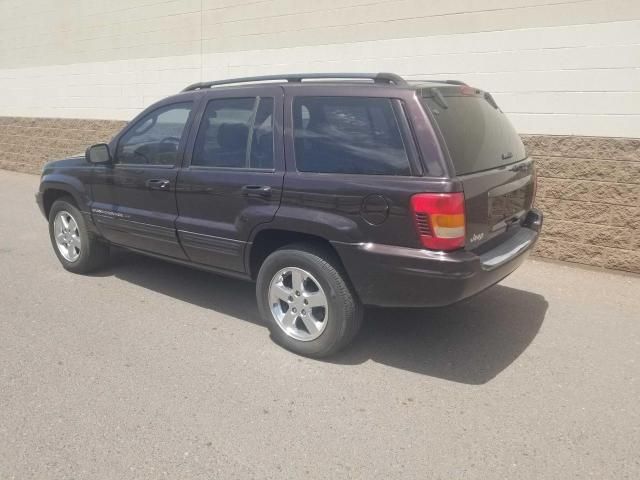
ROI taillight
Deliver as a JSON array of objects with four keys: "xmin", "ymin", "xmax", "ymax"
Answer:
[
  {"xmin": 531, "ymin": 166, "xmax": 538, "ymax": 205},
  {"xmin": 410, "ymin": 193, "xmax": 466, "ymax": 251}
]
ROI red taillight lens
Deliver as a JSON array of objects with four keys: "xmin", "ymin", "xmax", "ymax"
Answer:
[
  {"xmin": 410, "ymin": 193, "xmax": 466, "ymax": 251},
  {"xmin": 460, "ymin": 85, "xmax": 476, "ymax": 96}
]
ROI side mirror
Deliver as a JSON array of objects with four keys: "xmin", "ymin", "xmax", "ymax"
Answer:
[{"xmin": 86, "ymin": 143, "xmax": 112, "ymax": 164}]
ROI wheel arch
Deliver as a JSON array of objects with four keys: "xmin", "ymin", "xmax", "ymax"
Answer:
[
  {"xmin": 246, "ymin": 228, "xmax": 346, "ymax": 281},
  {"xmin": 42, "ymin": 187, "xmax": 79, "ymax": 219},
  {"xmin": 40, "ymin": 173, "xmax": 90, "ymax": 219}
]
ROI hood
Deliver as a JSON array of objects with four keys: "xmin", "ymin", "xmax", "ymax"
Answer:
[{"xmin": 42, "ymin": 153, "xmax": 87, "ymax": 172}]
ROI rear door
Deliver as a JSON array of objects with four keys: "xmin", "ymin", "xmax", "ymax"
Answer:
[
  {"xmin": 422, "ymin": 86, "xmax": 535, "ymax": 250},
  {"xmin": 175, "ymin": 86, "xmax": 284, "ymax": 272}
]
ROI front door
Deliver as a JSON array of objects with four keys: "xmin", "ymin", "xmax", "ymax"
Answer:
[
  {"xmin": 175, "ymin": 86, "xmax": 284, "ymax": 272},
  {"xmin": 90, "ymin": 101, "xmax": 196, "ymax": 259}
]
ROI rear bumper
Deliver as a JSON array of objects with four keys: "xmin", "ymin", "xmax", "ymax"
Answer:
[{"xmin": 333, "ymin": 208, "xmax": 542, "ymax": 308}]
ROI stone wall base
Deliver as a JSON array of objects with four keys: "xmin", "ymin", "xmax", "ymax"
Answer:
[
  {"xmin": 1, "ymin": 116, "xmax": 638, "ymax": 273},
  {"xmin": 523, "ymin": 135, "xmax": 639, "ymax": 274}
]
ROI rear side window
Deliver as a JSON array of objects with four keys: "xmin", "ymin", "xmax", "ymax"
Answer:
[
  {"xmin": 192, "ymin": 97, "xmax": 274, "ymax": 169},
  {"xmin": 423, "ymin": 92, "xmax": 526, "ymax": 176},
  {"xmin": 293, "ymin": 97, "xmax": 411, "ymax": 175}
]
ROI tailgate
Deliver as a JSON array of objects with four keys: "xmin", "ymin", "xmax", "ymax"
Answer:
[
  {"xmin": 460, "ymin": 158, "xmax": 535, "ymax": 250},
  {"xmin": 421, "ymin": 85, "xmax": 534, "ymax": 250}
]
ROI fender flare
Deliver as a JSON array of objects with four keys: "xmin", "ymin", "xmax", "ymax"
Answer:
[
  {"xmin": 248, "ymin": 206, "xmax": 361, "ymax": 245},
  {"xmin": 244, "ymin": 208, "xmax": 361, "ymax": 276},
  {"xmin": 39, "ymin": 173, "xmax": 91, "ymax": 215}
]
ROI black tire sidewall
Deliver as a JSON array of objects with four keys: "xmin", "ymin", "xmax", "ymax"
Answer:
[{"xmin": 256, "ymin": 248, "xmax": 354, "ymax": 357}]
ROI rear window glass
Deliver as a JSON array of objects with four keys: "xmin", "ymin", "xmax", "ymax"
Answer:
[
  {"xmin": 293, "ymin": 97, "xmax": 411, "ymax": 175},
  {"xmin": 192, "ymin": 97, "xmax": 274, "ymax": 169},
  {"xmin": 423, "ymin": 93, "xmax": 526, "ymax": 176}
]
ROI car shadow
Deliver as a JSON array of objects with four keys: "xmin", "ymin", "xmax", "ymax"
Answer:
[
  {"xmin": 104, "ymin": 249, "xmax": 547, "ymax": 385},
  {"xmin": 331, "ymin": 287, "xmax": 548, "ymax": 384}
]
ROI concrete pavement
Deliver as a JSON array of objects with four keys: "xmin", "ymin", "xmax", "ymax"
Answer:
[{"xmin": 0, "ymin": 169, "xmax": 638, "ymax": 479}]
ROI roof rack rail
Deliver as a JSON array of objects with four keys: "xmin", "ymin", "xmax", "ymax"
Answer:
[
  {"xmin": 410, "ymin": 79, "xmax": 469, "ymax": 86},
  {"xmin": 181, "ymin": 72, "xmax": 407, "ymax": 92},
  {"xmin": 441, "ymin": 79, "xmax": 468, "ymax": 86}
]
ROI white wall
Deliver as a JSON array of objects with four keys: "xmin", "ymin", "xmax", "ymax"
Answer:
[{"xmin": 0, "ymin": 0, "xmax": 638, "ymax": 137}]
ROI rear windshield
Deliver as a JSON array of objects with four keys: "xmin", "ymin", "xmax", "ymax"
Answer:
[{"xmin": 422, "ymin": 93, "xmax": 526, "ymax": 176}]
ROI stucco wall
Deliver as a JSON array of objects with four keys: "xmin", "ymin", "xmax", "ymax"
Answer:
[{"xmin": 0, "ymin": 0, "xmax": 638, "ymax": 137}]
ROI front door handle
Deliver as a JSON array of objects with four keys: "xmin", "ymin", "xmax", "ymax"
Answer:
[
  {"xmin": 241, "ymin": 185, "xmax": 272, "ymax": 198},
  {"xmin": 146, "ymin": 179, "xmax": 171, "ymax": 190}
]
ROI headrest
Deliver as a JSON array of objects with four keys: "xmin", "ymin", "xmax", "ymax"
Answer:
[{"xmin": 217, "ymin": 123, "xmax": 249, "ymax": 150}]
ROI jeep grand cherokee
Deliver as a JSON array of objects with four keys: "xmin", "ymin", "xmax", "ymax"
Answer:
[{"xmin": 36, "ymin": 72, "xmax": 543, "ymax": 357}]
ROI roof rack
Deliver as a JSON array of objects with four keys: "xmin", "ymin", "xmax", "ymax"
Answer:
[
  {"xmin": 181, "ymin": 72, "xmax": 408, "ymax": 92},
  {"xmin": 409, "ymin": 79, "xmax": 469, "ymax": 86}
]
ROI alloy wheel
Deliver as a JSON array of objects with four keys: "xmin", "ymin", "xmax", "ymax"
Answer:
[
  {"xmin": 268, "ymin": 267, "xmax": 329, "ymax": 341},
  {"xmin": 53, "ymin": 210, "xmax": 81, "ymax": 262}
]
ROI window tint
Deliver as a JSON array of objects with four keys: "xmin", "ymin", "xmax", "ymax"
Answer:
[
  {"xmin": 422, "ymin": 94, "xmax": 526, "ymax": 175},
  {"xmin": 116, "ymin": 103, "xmax": 192, "ymax": 165},
  {"xmin": 192, "ymin": 97, "xmax": 274, "ymax": 169},
  {"xmin": 293, "ymin": 97, "xmax": 410, "ymax": 175}
]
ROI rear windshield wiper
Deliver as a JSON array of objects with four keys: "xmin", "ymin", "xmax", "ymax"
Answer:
[
  {"xmin": 484, "ymin": 92, "xmax": 500, "ymax": 110},
  {"xmin": 428, "ymin": 88, "xmax": 449, "ymax": 110}
]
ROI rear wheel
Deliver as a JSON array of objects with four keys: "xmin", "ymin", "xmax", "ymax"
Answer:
[
  {"xmin": 48, "ymin": 198, "xmax": 109, "ymax": 273},
  {"xmin": 256, "ymin": 244, "xmax": 362, "ymax": 357}
]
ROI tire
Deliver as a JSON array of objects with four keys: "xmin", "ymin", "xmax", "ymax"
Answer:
[
  {"xmin": 256, "ymin": 243, "xmax": 363, "ymax": 358},
  {"xmin": 48, "ymin": 197, "xmax": 110, "ymax": 274}
]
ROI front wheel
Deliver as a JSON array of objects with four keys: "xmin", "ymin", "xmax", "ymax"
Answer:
[
  {"xmin": 256, "ymin": 244, "xmax": 363, "ymax": 358},
  {"xmin": 48, "ymin": 198, "xmax": 110, "ymax": 274}
]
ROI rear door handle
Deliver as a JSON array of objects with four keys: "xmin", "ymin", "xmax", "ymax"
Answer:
[
  {"xmin": 241, "ymin": 185, "xmax": 272, "ymax": 198},
  {"xmin": 146, "ymin": 179, "xmax": 171, "ymax": 190}
]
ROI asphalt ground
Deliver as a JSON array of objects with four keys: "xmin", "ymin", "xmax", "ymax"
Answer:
[{"xmin": 1, "ymin": 169, "xmax": 638, "ymax": 479}]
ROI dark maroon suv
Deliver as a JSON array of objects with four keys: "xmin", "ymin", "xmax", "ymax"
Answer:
[{"xmin": 36, "ymin": 72, "xmax": 542, "ymax": 357}]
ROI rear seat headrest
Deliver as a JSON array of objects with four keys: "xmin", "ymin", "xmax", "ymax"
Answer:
[{"xmin": 217, "ymin": 123, "xmax": 249, "ymax": 150}]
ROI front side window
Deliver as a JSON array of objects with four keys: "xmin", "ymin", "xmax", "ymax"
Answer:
[
  {"xmin": 192, "ymin": 97, "xmax": 274, "ymax": 169},
  {"xmin": 116, "ymin": 102, "xmax": 192, "ymax": 166},
  {"xmin": 293, "ymin": 96, "xmax": 411, "ymax": 175}
]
